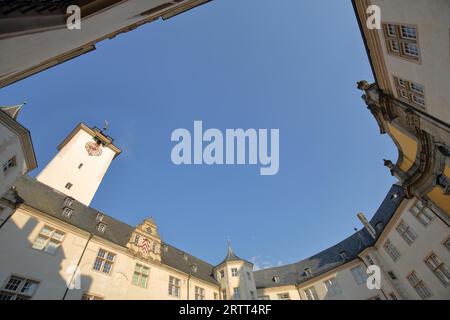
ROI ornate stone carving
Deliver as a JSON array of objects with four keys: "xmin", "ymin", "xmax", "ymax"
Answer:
[{"xmin": 127, "ymin": 218, "xmax": 162, "ymax": 262}]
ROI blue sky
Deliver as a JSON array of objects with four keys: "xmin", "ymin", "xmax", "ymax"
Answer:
[{"xmin": 0, "ymin": 0, "xmax": 397, "ymax": 269}]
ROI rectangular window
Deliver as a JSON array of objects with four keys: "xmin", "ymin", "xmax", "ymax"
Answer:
[
  {"xmin": 410, "ymin": 200, "xmax": 434, "ymax": 226},
  {"xmin": 222, "ymin": 289, "xmax": 227, "ymax": 300},
  {"xmin": 32, "ymin": 226, "xmax": 65, "ymax": 254},
  {"xmin": 407, "ymin": 272, "xmax": 432, "ymax": 299},
  {"xmin": 277, "ymin": 292, "xmax": 290, "ymax": 300},
  {"xmin": 386, "ymin": 24, "xmax": 397, "ymax": 37},
  {"xmin": 412, "ymin": 94, "xmax": 425, "ymax": 106},
  {"xmin": 396, "ymin": 220, "xmax": 417, "ymax": 245},
  {"xmin": 62, "ymin": 207, "xmax": 73, "ymax": 218},
  {"xmin": 393, "ymin": 76, "xmax": 425, "ymax": 108},
  {"xmin": 233, "ymin": 287, "xmax": 240, "ymax": 299},
  {"xmin": 410, "ymin": 82, "xmax": 424, "ymax": 94},
  {"xmin": 246, "ymin": 271, "xmax": 252, "ymax": 280},
  {"xmin": 195, "ymin": 286, "xmax": 205, "ymax": 300},
  {"xmin": 384, "ymin": 239, "xmax": 401, "ymax": 262},
  {"xmin": 383, "ymin": 24, "xmax": 420, "ymax": 61},
  {"xmin": 92, "ymin": 249, "xmax": 115, "ymax": 274},
  {"xmin": 2, "ymin": 156, "xmax": 16, "ymax": 174},
  {"xmin": 219, "ymin": 270, "xmax": 225, "ymax": 278},
  {"xmin": 323, "ymin": 277, "xmax": 342, "ymax": 296},
  {"xmin": 304, "ymin": 286, "xmax": 319, "ymax": 300},
  {"xmin": 214, "ymin": 292, "xmax": 218, "ymax": 300},
  {"xmin": 231, "ymin": 268, "xmax": 238, "ymax": 277},
  {"xmin": 168, "ymin": 276, "xmax": 181, "ymax": 297},
  {"xmin": 132, "ymin": 264, "xmax": 149, "ymax": 288},
  {"xmin": 403, "ymin": 42, "xmax": 419, "ymax": 57},
  {"xmin": 65, "ymin": 182, "xmax": 73, "ymax": 190},
  {"xmin": 401, "ymin": 25, "xmax": 417, "ymax": 39},
  {"xmin": 424, "ymin": 253, "xmax": 450, "ymax": 286},
  {"xmin": 81, "ymin": 293, "xmax": 103, "ymax": 300},
  {"xmin": 350, "ymin": 265, "xmax": 368, "ymax": 285},
  {"xmin": 0, "ymin": 276, "xmax": 39, "ymax": 300}
]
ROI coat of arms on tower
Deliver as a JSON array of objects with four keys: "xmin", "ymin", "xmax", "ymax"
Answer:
[{"xmin": 85, "ymin": 141, "xmax": 103, "ymax": 156}]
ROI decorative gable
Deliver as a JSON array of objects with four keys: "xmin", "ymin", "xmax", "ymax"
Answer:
[{"xmin": 127, "ymin": 218, "xmax": 161, "ymax": 262}]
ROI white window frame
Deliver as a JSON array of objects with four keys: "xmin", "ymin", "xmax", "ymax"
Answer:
[
  {"xmin": 32, "ymin": 226, "xmax": 65, "ymax": 255},
  {"xmin": 92, "ymin": 248, "xmax": 115, "ymax": 274},
  {"xmin": 0, "ymin": 275, "xmax": 39, "ymax": 300}
]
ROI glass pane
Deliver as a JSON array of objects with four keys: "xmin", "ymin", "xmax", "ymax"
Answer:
[
  {"xmin": 45, "ymin": 241, "xmax": 59, "ymax": 254},
  {"xmin": 97, "ymin": 249, "xmax": 106, "ymax": 258},
  {"xmin": 103, "ymin": 261, "xmax": 112, "ymax": 274},
  {"xmin": 32, "ymin": 236, "xmax": 47, "ymax": 250},
  {"xmin": 52, "ymin": 231, "xmax": 65, "ymax": 241},
  {"xmin": 40, "ymin": 227, "xmax": 53, "ymax": 237}
]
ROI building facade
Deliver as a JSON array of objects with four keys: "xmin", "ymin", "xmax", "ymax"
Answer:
[
  {"xmin": 0, "ymin": 0, "xmax": 212, "ymax": 88},
  {"xmin": 0, "ymin": 104, "xmax": 37, "ymax": 225},
  {"xmin": 0, "ymin": 122, "xmax": 448, "ymax": 300}
]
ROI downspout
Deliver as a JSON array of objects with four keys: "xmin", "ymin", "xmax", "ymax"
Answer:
[
  {"xmin": 187, "ymin": 273, "xmax": 191, "ymax": 300},
  {"xmin": 62, "ymin": 233, "xmax": 93, "ymax": 300}
]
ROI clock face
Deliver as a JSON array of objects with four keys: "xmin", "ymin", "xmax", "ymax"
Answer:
[{"xmin": 85, "ymin": 141, "xmax": 103, "ymax": 157}]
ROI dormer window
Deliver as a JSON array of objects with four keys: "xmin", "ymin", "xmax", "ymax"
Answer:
[
  {"xmin": 183, "ymin": 253, "xmax": 188, "ymax": 261},
  {"xmin": 97, "ymin": 223, "xmax": 107, "ymax": 233},
  {"xmin": 339, "ymin": 251, "xmax": 348, "ymax": 260},
  {"xmin": 304, "ymin": 268, "xmax": 312, "ymax": 276},
  {"xmin": 64, "ymin": 197, "xmax": 74, "ymax": 207},
  {"xmin": 96, "ymin": 212, "xmax": 104, "ymax": 222},
  {"xmin": 191, "ymin": 264, "xmax": 198, "ymax": 273},
  {"xmin": 62, "ymin": 207, "xmax": 73, "ymax": 218},
  {"xmin": 272, "ymin": 276, "xmax": 280, "ymax": 283}
]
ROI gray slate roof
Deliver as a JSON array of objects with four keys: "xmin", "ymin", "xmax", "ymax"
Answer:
[
  {"xmin": 14, "ymin": 176, "xmax": 218, "ymax": 286},
  {"xmin": 253, "ymin": 184, "xmax": 405, "ymax": 288}
]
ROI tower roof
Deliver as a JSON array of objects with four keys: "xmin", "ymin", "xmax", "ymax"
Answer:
[{"xmin": 0, "ymin": 102, "xmax": 26, "ymax": 120}]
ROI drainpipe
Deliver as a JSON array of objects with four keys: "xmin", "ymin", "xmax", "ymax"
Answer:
[
  {"xmin": 62, "ymin": 233, "xmax": 93, "ymax": 300},
  {"xmin": 187, "ymin": 273, "xmax": 191, "ymax": 300}
]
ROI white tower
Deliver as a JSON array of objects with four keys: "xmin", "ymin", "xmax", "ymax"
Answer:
[
  {"xmin": 214, "ymin": 243, "xmax": 257, "ymax": 300},
  {"xmin": 37, "ymin": 123, "xmax": 121, "ymax": 206}
]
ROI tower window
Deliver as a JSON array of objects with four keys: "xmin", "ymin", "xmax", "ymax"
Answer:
[
  {"xmin": 231, "ymin": 268, "xmax": 238, "ymax": 277},
  {"xmin": 2, "ymin": 156, "xmax": 16, "ymax": 174},
  {"xmin": 383, "ymin": 23, "xmax": 420, "ymax": 61},
  {"xmin": 78, "ymin": 163, "xmax": 83, "ymax": 169},
  {"xmin": 65, "ymin": 183, "xmax": 73, "ymax": 190},
  {"xmin": 393, "ymin": 76, "xmax": 426, "ymax": 109},
  {"xmin": 218, "ymin": 270, "xmax": 225, "ymax": 279}
]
